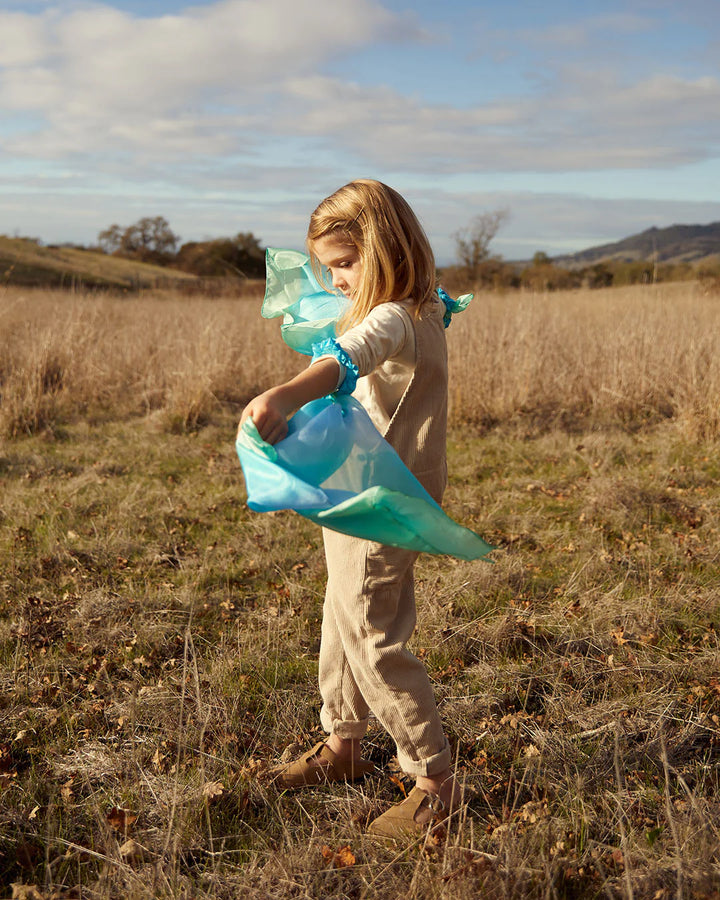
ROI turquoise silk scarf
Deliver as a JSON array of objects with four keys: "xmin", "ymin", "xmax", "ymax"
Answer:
[{"xmin": 236, "ymin": 249, "xmax": 493, "ymax": 561}]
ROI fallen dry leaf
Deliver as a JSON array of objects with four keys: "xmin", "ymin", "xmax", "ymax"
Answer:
[
  {"xmin": 388, "ymin": 774, "xmax": 407, "ymax": 796},
  {"xmin": 152, "ymin": 747, "xmax": 168, "ymax": 772},
  {"xmin": 424, "ymin": 825, "xmax": 447, "ymax": 850},
  {"xmin": 11, "ymin": 885, "xmax": 45, "ymax": 900},
  {"xmin": 240, "ymin": 758, "xmax": 269, "ymax": 777},
  {"xmin": 202, "ymin": 781, "xmax": 225, "ymax": 801},
  {"xmin": 321, "ymin": 844, "xmax": 356, "ymax": 868},
  {"xmin": 441, "ymin": 851, "xmax": 493, "ymax": 882},
  {"xmin": 106, "ymin": 807, "xmax": 138, "ymax": 831},
  {"xmin": 119, "ymin": 839, "xmax": 146, "ymax": 863},
  {"xmin": 0, "ymin": 742, "xmax": 14, "ymax": 773}
]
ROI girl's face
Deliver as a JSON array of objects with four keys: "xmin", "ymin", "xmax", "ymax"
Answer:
[{"xmin": 313, "ymin": 234, "xmax": 363, "ymax": 300}]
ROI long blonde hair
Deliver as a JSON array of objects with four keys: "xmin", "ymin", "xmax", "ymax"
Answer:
[{"xmin": 307, "ymin": 179, "xmax": 436, "ymax": 332}]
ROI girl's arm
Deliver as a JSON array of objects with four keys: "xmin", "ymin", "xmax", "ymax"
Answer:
[{"xmin": 238, "ymin": 357, "xmax": 341, "ymax": 445}]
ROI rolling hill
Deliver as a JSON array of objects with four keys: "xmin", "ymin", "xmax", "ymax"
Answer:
[
  {"xmin": 554, "ymin": 222, "xmax": 720, "ymax": 268},
  {"xmin": 0, "ymin": 236, "xmax": 198, "ymax": 290}
]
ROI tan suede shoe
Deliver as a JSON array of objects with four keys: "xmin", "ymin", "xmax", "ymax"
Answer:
[
  {"xmin": 367, "ymin": 786, "xmax": 447, "ymax": 839},
  {"xmin": 269, "ymin": 741, "xmax": 375, "ymax": 789}
]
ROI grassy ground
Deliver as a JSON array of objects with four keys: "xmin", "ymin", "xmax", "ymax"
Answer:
[{"xmin": 1, "ymin": 284, "xmax": 719, "ymax": 898}]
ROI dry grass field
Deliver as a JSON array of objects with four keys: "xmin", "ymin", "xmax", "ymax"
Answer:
[{"xmin": 1, "ymin": 281, "xmax": 719, "ymax": 898}]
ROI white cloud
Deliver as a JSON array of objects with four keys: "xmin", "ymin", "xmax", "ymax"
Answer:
[
  {"xmin": 1, "ymin": 0, "xmax": 718, "ymax": 174},
  {"xmin": 516, "ymin": 12, "xmax": 653, "ymax": 49},
  {"xmin": 0, "ymin": 0, "xmax": 416, "ymax": 155},
  {"xmin": 0, "ymin": 11, "xmax": 48, "ymax": 65},
  {"xmin": 2, "ymin": 0, "xmax": 720, "ymax": 253},
  {"xmin": 272, "ymin": 69, "xmax": 720, "ymax": 173}
]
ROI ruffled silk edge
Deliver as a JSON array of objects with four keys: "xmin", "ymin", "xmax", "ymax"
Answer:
[
  {"xmin": 437, "ymin": 287, "xmax": 473, "ymax": 329},
  {"xmin": 311, "ymin": 337, "xmax": 360, "ymax": 395}
]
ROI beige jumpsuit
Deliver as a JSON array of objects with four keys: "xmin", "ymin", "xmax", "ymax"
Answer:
[{"xmin": 316, "ymin": 294, "xmax": 451, "ymax": 777}]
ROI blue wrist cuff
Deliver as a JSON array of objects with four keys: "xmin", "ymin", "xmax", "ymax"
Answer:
[{"xmin": 311, "ymin": 337, "xmax": 359, "ymax": 395}]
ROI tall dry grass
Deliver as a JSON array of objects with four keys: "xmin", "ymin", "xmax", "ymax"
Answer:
[
  {"xmin": 0, "ymin": 285, "xmax": 298, "ymax": 437},
  {"xmin": 449, "ymin": 281, "xmax": 720, "ymax": 439},
  {"xmin": 1, "ymin": 281, "xmax": 719, "ymax": 440}
]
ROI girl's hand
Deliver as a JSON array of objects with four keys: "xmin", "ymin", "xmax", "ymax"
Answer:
[
  {"xmin": 239, "ymin": 389, "xmax": 292, "ymax": 445},
  {"xmin": 237, "ymin": 357, "xmax": 342, "ymax": 446}
]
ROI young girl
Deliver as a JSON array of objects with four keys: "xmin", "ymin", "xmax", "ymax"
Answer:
[{"xmin": 240, "ymin": 179, "xmax": 460, "ymax": 837}]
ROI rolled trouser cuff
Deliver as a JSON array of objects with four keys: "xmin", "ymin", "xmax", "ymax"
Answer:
[
  {"xmin": 320, "ymin": 708, "xmax": 370, "ymax": 741},
  {"xmin": 396, "ymin": 739, "xmax": 452, "ymax": 777}
]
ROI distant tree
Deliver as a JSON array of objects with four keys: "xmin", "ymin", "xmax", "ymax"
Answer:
[
  {"xmin": 120, "ymin": 216, "xmax": 179, "ymax": 261},
  {"xmin": 453, "ymin": 209, "xmax": 509, "ymax": 278},
  {"xmin": 97, "ymin": 216, "xmax": 179, "ymax": 264},
  {"xmin": 612, "ymin": 260, "xmax": 654, "ymax": 286},
  {"xmin": 439, "ymin": 258, "xmax": 519, "ymax": 294},
  {"xmin": 176, "ymin": 232, "xmax": 265, "ymax": 279},
  {"xmin": 582, "ymin": 263, "xmax": 614, "ymax": 289},
  {"xmin": 97, "ymin": 224, "xmax": 124, "ymax": 254},
  {"xmin": 521, "ymin": 254, "xmax": 578, "ymax": 291}
]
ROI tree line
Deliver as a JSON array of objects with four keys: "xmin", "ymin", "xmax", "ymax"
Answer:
[
  {"xmin": 94, "ymin": 213, "xmax": 717, "ymax": 292},
  {"xmin": 443, "ymin": 211, "xmax": 716, "ymax": 292},
  {"xmin": 97, "ymin": 216, "xmax": 265, "ymax": 279}
]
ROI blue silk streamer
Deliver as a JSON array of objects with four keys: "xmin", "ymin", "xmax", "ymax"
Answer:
[
  {"xmin": 261, "ymin": 248, "xmax": 348, "ymax": 355},
  {"xmin": 237, "ymin": 248, "xmax": 494, "ymax": 561},
  {"xmin": 437, "ymin": 286, "xmax": 474, "ymax": 329}
]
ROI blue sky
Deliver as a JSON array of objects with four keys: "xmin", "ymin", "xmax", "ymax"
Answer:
[{"xmin": 1, "ymin": 0, "xmax": 719, "ymax": 262}]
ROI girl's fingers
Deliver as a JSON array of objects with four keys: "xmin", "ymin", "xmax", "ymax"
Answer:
[
  {"xmin": 248, "ymin": 411, "xmax": 286, "ymax": 444},
  {"xmin": 238, "ymin": 394, "xmax": 288, "ymax": 444},
  {"xmin": 265, "ymin": 420, "xmax": 288, "ymax": 445}
]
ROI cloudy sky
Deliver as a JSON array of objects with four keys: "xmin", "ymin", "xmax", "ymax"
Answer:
[{"xmin": 1, "ymin": 0, "xmax": 719, "ymax": 262}]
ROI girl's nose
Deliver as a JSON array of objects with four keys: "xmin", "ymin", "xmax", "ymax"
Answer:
[{"xmin": 332, "ymin": 271, "xmax": 345, "ymax": 289}]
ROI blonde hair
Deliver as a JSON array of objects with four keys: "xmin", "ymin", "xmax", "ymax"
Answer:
[{"xmin": 306, "ymin": 179, "xmax": 436, "ymax": 332}]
